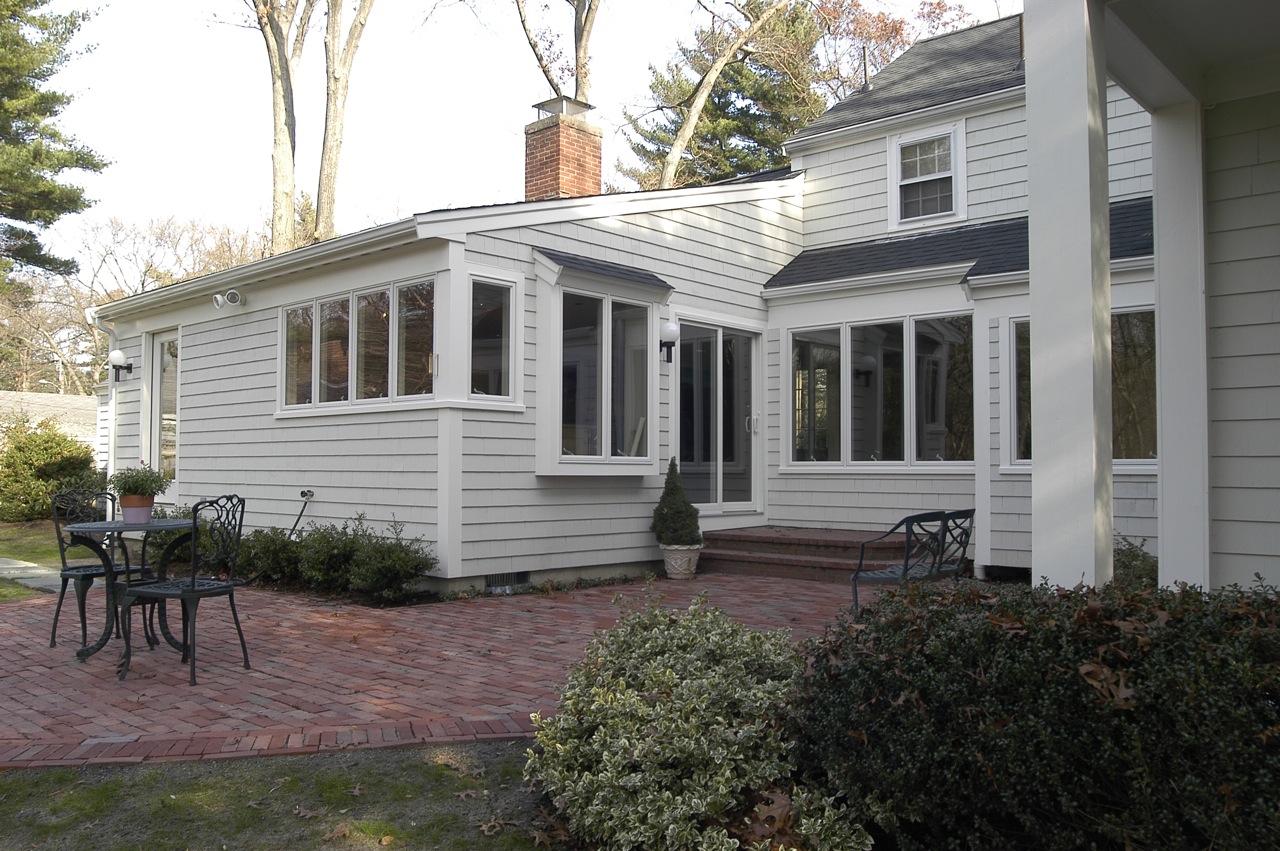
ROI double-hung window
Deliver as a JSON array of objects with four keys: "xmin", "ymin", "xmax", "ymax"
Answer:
[
  {"xmin": 791, "ymin": 314, "xmax": 974, "ymax": 465},
  {"xmin": 889, "ymin": 122, "xmax": 965, "ymax": 229},
  {"xmin": 282, "ymin": 280, "xmax": 434, "ymax": 409}
]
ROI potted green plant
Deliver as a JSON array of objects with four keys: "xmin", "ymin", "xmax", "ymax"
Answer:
[
  {"xmin": 650, "ymin": 458, "xmax": 703, "ymax": 580},
  {"xmin": 108, "ymin": 462, "xmax": 171, "ymax": 523}
]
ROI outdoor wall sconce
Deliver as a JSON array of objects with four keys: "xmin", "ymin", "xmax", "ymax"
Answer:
[
  {"xmin": 659, "ymin": 321, "xmax": 680, "ymax": 363},
  {"xmin": 108, "ymin": 349, "xmax": 133, "ymax": 381},
  {"xmin": 212, "ymin": 289, "xmax": 245, "ymax": 309},
  {"xmin": 853, "ymin": 354, "xmax": 877, "ymax": 387}
]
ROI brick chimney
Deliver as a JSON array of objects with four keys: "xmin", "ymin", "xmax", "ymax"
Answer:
[{"xmin": 524, "ymin": 96, "xmax": 602, "ymax": 201}]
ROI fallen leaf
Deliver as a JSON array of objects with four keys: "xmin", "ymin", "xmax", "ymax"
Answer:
[
  {"xmin": 348, "ymin": 783, "xmax": 365, "ymax": 797},
  {"xmin": 380, "ymin": 835, "xmax": 394, "ymax": 846},
  {"xmin": 294, "ymin": 805, "xmax": 326, "ymax": 819},
  {"xmin": 455, "ymin": 789, "xmax": 477, "ymax": 800},
  {"xmin": 322, "ymin": 823, "xmax": 351, "ymax": 841}
]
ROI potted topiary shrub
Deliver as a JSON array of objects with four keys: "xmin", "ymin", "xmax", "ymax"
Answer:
[
  {"xmin": 650, "ymin": 458, "xmax": 702, "ymax": 580},
  {"xmin": 108, "ymin": 462, "xmax": 171, "ymax": 523}
]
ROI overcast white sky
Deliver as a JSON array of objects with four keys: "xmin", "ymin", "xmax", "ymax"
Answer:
[{"xmin": 45, "ymin": 0, "xmax": 1020, "ymax": 257}]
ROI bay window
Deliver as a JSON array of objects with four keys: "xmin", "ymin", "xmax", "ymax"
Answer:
[
  {"xmin": 282, "ymin": 279, "xmax": 434, "ymax": 409},
  {"xmin": 560, "ymin": 291, "xmax": 649, "ymax": 459},
  {"xmin": 470, "ymin": 280, "xmax": 511, "ymax": 397}
]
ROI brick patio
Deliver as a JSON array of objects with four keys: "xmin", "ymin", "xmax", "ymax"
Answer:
[{"xmin": 0, "ymin": 576, "xmax": 860, "ymax": 769}]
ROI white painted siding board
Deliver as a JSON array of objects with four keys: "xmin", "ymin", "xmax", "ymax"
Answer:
[{"xmin": 1203, "ymin": 91, "xmax": 1280, "ymax": 587}]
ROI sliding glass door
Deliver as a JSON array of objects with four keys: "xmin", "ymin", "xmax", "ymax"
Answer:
[{"xmin": 678, "ymin": 325, "xmax": 756, "ymax": 509}]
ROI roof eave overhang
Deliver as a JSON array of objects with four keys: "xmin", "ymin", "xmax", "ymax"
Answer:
[{"xmin": 94, "ymin": 218, "xmax": 421, "ymax": 322}]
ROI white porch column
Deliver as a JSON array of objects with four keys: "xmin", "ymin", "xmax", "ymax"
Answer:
[
  {"xmin": 1025, "ymin": 0, "xmax": 1114, "ymax": 587},
  {"xmin": 1152, "ymin": 102, "xmax": 1211, "ymax": 587}
]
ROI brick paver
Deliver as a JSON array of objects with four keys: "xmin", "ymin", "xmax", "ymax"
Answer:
[{"xmin": 0, "ymin": 577, "xmax": 859, "ymax": 769}]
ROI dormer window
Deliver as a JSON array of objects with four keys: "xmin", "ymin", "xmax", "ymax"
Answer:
[{"xmin": 889, "ymin": 122, "xmax": 966, "ymax": 230}]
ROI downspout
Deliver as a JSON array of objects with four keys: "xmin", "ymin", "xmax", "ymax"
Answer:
[{"xmin": 87, "ymin": 306, "xmax": 118, "ymax": 475}]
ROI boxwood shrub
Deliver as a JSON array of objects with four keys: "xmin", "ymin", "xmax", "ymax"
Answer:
[
  {"xmin": 235, "ymin": 516, "xmax": 436, "ymax": 604},
  {"xmin": 794, "ymin": 579, "xmax": 1280, "ymax": 850},
  {"xmin": 526, "ymin": 594, "xmax": 871, "ymax": 851}
]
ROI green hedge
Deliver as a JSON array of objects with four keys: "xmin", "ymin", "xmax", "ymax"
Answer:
[
  {"xmin": 794, "ymin": 579, "xmax": 1280, "ymax": 850},
  {"xmin": 0, "ymin": 415, "xmax": 98, "ymax": 521}
]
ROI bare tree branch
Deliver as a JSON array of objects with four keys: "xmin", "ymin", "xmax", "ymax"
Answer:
[{"xmin": 659, "ymin": 0, "xmax": 788, "ymax": 189}]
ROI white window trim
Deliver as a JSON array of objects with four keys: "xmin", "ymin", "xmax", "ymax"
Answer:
[
  {"xmin": 468, "ymin": 274, "xmax": 518, "ymax": 402},
  {"xmin": 784, "ymin": 311, "xmax": 977, "ymax": 471},
  {"xmin": 146, "ymin": 329, "xmax": 180, "ymax": 503},
  {"xmin": 1001, "ymin": 310, "xmax": 1159, "ymax": 474},
  {"xmin": 534, "ymin": 265, "xmax": 665, "ymax": 477},
  {"xmin": 278, "ymin": 276, "xmax": 436, "ymax": 412},
  {"xmin": 887, "ymin": 120, "xmax": 967, "ymax": 232}
]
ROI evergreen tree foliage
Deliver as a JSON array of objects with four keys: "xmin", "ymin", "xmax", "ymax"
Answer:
[
  {"xmin": 0, "ymin": 0, "xmax": 105, "ymax": 279},
  {"xmin": 650, "ymin": 458, "xmax": 702, "ymax": 546},
  {"xmin": 620, "ymin": 4, "xmax": 825, "ymax": 189}
]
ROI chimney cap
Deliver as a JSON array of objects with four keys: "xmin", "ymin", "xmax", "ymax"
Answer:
[{"xmin": 534, "ymin": 96, "xmax": 594, "ymax": 118}]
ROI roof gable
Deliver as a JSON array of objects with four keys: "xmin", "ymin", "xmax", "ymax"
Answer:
[{"xmin": 790, "ymin": 15, "xmax": 1025, "ymax": 147}]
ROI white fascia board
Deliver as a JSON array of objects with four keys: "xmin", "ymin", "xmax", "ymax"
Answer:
[
  {"xmin": 963, "ymin": 255, "xmax": 1152, "ymax": 302},
  {"xmin": 413, "ymin": 173, "xmax": 806, "ymax": 240},
  {"xmin": 786, "ymin": 87, "xmax": 1025, "ymax": 158},
  {"xmin": 761, "ymin": 260, "xmax": 975, "ymax": 305},
  {"xmin": 96, "ymin": 218, "xmax": 422, "ymax": 322},
  {"xmin": 963, "ymin": 270, "xmax": 1029, "ymax": 301}
]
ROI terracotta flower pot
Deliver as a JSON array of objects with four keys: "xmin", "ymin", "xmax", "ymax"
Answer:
[{"xmin": 119, "ymin": 494, "xmax": 155, "ymax": 524}]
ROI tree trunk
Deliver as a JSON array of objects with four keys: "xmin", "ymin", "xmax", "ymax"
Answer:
[
  {"xmin": 251, "ymin": 0, "xmax": 318, "ymax": 255},
  {"xmin": 315, "ymin": 0, "xmax": 375, "ymax": 243},
  {"xmin": 514, "ymin": 0, "xmax": 601, "ymax": 103},
  {"xmin": 572, "ymin": 0, "xmax": 600, "ymax": 103},
  {"xmin": 659, "ymin": 0, "xmax": 788, "ymax": 189}
]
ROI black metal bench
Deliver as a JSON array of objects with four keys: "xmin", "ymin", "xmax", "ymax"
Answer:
[{"xmin": 851, "ymin": 508, "xmax": 975, "ymax": 608}]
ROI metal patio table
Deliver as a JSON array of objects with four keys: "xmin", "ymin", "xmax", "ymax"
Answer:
[{"xmin": 60, "ymin": 517, "xmax": 193, "ymax": 661}]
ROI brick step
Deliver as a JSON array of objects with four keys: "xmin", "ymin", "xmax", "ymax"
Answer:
[
  {"xmin": 701, "ymin": 525, "xmax": 907, "ymax": 561},
  {"xmin": 697, "ymin": 546, "xmax": 904, "ymax": 585}
]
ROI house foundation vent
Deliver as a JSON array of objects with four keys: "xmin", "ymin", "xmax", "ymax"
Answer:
[{"xmin": 485, "ymin": 571, "xmax": 532, "ymax": 596}]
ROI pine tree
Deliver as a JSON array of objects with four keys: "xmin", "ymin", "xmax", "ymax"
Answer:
[
  {"xmin": 619, "ymin": 4, "xmax": 825, "ymax": 189},
  {"xmin": 0, "ymin": 0, "xmax": 105, "ymax": 279}
]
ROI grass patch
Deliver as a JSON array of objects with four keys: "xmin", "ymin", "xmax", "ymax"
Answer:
[
  {"xmin": 0, "ymin": 519, "xmax": 61, "ymax": 565},
  {"xmin": 0, "ymin": 741, "xmax": 547, "ymax": 850},
  {"xmin": 0, "ymin": 577, "xmax": 41, "ymax": 602}
]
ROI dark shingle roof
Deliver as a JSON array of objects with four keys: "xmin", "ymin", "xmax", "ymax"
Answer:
[
  {"xmin": 790, "ymin": 16, "xmax": 1025, "ymax": 147},
  {"xmin": 535, "ymin": 248, "xmax": 671, "ymax": 290},
  {"xmin": 766, "ymin": 197, "xmax": 1153, "ymax": 289}
]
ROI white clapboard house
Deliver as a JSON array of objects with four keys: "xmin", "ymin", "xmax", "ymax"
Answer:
[{"xmin": 91, "ymin": 4, "xmax": 1279, "ymax": 593}]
